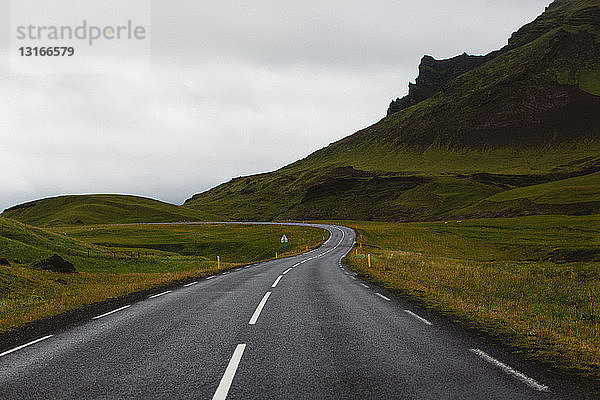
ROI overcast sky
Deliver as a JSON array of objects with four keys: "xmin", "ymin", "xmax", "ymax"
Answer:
[{"xmin": 0, "ymin": 0, "xmax": 550, "ymax": 211}]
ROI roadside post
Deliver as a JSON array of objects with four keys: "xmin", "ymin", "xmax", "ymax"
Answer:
[
  {"xmin": 217, "ymin": 255, "xmax": 220, "ymax": 270},
  {"xmin": 368, "ymin": 254, "xmax": 371, "ymax": 268},
  {"xmin": 281, "ymin": 234, "xmax": 288, "ymax": 254}
]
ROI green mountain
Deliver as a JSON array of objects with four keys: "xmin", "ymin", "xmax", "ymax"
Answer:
[
  {"xmin": 185, "ymin": 0, "xmax": 600, "ymax": 221},
  {"xmin": 2, "ymin": 194, "xmax": 218, "ymax": 227}
]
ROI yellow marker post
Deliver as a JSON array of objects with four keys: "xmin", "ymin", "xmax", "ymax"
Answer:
[
  {"xmin": 368, "ymin": 254, "xmax": 371, "ymax": 268},
  {"xmin": 275, "ymin": 252, "xmax": 278, "ymax": 259},
  {"xmin": 217, "ymin": 256, "xmax": 220, "ymax": 270},
  {"xmin": 355, "ymin": 248, "xmax": 358, "ymax": 256}
]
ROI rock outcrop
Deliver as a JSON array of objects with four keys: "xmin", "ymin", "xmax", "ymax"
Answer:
[
  {"xmin": 33, "ymin": 254, "xmax": 76, "ymax": 273},
  {"xmin": 387, "ymin": 53, "xmax": 486, "ymax": 115}
]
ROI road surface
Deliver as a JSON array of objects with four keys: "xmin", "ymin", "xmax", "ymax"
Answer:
[{"xmin": 0, "ymin": 224, "xmax": 573, "ymax": 399}]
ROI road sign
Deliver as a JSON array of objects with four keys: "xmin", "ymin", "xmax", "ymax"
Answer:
[{"xmin": 281, "ymin": 234, "xmax": 288, "ymax": 243}]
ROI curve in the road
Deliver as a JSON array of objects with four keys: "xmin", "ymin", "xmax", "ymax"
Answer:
[{"xmin": 0, "ymin": 223, "xmax": 575, "ymax": 399}]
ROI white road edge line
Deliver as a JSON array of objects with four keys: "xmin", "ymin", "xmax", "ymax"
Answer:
[
  {"xmin": 212, "ymin": 344, "xmax": 247, "ymax": 400},
  {"xmin": 149, "ymin": 290, "xmax": 171, "ymax": 299},
  {"xmin": 360, "ymin": 283, "xmax": 369, "ymax": 288},
  {"xmin": 404, "ymin": 310, "xmax": 433, "ymax": 326},
  {"xmin": 92, "ymin": 305, "xmax": 131, "ymax": 320},
  {"xmin": 282, "ymin": 267, "xmax": 293, "ymax": 275},
  {"xmin": 249, "ymin": 292, "xmax": 272, "ymax": 325},
  {"xmin": 184, "ymin": 281, "xmax": 198, "ymax": 287},
  {"xmin": 271, "ymin": 276, "xmax": 283, "ymax": 288},
  {"xmin": 470, "ymin": 349, "xmax": 550, "ymax": 392},
  {"xmin": 0, "ymin": 335, "xmax": 53, "ymax": 357},
  {"xmin": 375, "ymin": 293, "xmax": 391, "ymax": 301}
]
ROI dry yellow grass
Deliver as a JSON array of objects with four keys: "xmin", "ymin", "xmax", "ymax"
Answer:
[{"xmin": 0, "ymin": 262, "xmax": 229, "ymax": 332}]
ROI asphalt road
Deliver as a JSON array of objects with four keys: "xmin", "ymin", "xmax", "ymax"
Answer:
[{"xmin": 0, "ymin": 224, "xmax": 576, "ymax": 399}]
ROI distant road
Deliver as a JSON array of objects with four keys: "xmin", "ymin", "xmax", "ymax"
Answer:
[{"xmin": 0, "ymin": 223, "xmax": 571, "ymax": 399}]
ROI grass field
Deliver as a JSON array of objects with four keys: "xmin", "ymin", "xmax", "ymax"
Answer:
[
  {"xmin": 0, "ymin": 217, "xmax": 325, "ymax": 332},
  {"xmin": 343, "ymin": 215, "xmax": 600, "ymax": 380}
]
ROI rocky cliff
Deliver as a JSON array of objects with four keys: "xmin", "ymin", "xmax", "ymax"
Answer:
[{"xmin": 387, "ymin": 53, "xmax": 486, "ymax": 115}]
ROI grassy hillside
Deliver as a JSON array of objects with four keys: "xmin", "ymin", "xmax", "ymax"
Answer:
[
  {"xmin": 185, "ymin": 0, "xmax": 600, "ymax": 222},
  {"xmin": 2, "ymin": 194, "xmax": 219, "ymax": 226},
  {"xmin": 0, "ymin": 217, "xmax": 324, "ymax": 332},
  {"xmin": 486, "ymin": 171, "xmax": 600, "ymax": 204},
  {"xmin": 345, "ymin": 215, "xmax": 600, "ymax": 381}
]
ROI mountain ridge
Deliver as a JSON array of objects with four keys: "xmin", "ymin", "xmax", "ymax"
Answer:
[
  {"xmin": 3, "ymin": 0, "xmax": 600, "ymax": 224},
  {"xmin": 183, "ymin": 0, "xmax": 600, "ymax": 222}
]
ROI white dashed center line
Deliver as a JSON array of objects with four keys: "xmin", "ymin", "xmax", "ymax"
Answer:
[
  {"xmin": 0, "ymin": 335, "xmax": 53, "ymax": 358},
  {"xmin": 271, "ymin": 275, "xmax": 283, "ymax": 288},
  {"xmin": 360, "ymin": 283, "xmax": 369, "ymax": 288},
  {"xmin": 249, "ymin": 292, "xmax": 272, "ymax": 325},
  {"xmin": 470, "ymin": 349, "xmax": 550, "ymax": 392},
  {"xmin": 212, "ymin": 344, "xmax": 247, "ymax": 400},
  {"xmin": 92, "ymin": 305, "xmax": 131, "ymax": 320},
  {"xmin": 282, "ymin": 267, "xmax": 292, "ymax": 275}
]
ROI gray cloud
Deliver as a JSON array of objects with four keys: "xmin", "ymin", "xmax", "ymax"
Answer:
[{"xmin": 0, "ymin": 0, "xmax": 550, "ymax": 211}]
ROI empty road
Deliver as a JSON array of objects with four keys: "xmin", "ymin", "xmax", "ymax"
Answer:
[{"xmin": 0, "ymin": 224, "xmax": 573, "ymax": 399}]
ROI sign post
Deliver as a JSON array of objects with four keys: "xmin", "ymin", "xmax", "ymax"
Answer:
[{"xmin": 281, "ymin": 234, "xmax": 288, "ymax": 254}]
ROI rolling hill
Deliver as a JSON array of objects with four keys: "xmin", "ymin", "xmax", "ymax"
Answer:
[
  {"xmin": 185, "ymin": 0, "xmax": 600, "ymax": 221},
  {"xmin": 1, "ymin": 194, "xmax": 219, "ymax": 227}
]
